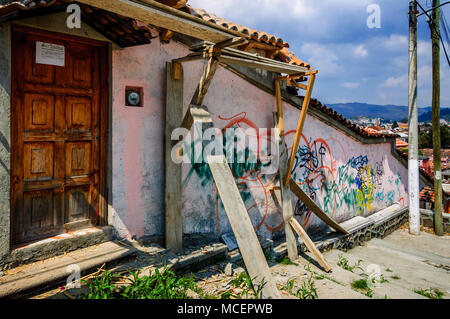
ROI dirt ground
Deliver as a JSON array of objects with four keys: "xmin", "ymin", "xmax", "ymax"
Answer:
[{"xmin": 30, "ymin": 227, "xmax": 449, "ymax": 300}]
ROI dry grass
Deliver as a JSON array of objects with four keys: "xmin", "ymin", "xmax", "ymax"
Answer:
[{"xmin": 399, "ymin": 222, "xmax": 450, "ymax": 236}]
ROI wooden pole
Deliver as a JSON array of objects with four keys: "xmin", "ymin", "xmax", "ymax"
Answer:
[
  {"xmin": 289, "ymin": 179, "xmax": 348, "ymax": 234},
  {"xmin": 408, "ymin": 1, "xmax": 421, "ymax": 235},
  {"xmin": 273, "ymin": 113, "xmax": 299, "ymax": 262},
  {"xmin": 165, "ymin": 62, "xmax": 184, "ymax": 252},
  {"xmin": 432, "ymin": 0, "xmax": 444, "ymax": 236},
  {"xmin": 289, "ymin": 217, "xmax": 332, "ymax": 273},
  {"xmin": 284, "ymin": 73, "xmax": 316, "ymax": 186}
]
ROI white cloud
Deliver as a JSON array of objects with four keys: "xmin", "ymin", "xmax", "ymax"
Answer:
[
  {"xmin": 354, "ymin": 44, "xmax": 368, "ymax": 58},
  {"xmin": 299, "ymin": 42, "xmax": 341, "ymax": 75},
  {"xmin": 382, "ymin": 34, "xmax": 408, "ymax": 50},
  {"xmin": 342, "ymin": 82, "xmax": 360, "ymax": 89},
  {"xmin": 380, "ymin": 74, "xmax": 408, "ymax": 88}
]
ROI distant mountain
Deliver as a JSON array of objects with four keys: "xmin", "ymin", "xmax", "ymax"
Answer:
[
  {"xmin": 418, "ymin": 108, "xmax": 450, "ymax": 122},
  {"xmin": 327, "ymin": 102, "xmax": 449, "ymax": 122}
]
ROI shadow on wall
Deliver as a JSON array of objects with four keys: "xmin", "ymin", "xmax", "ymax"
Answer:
[{"xmin": 0, "ymin": 130, "xmax": 10, "ymax": 174}]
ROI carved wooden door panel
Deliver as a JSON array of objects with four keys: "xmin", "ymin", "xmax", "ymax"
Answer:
[{"xmin": 11, "ymin": 27, "xmax": 103, "ymax": 244}]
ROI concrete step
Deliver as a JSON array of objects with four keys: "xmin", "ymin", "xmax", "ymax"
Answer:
[{"xmin": 0, "ymin": 241, "xmax": 137, "ymax": 298}]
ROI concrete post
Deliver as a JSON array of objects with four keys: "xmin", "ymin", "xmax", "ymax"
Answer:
[{"xmin": 408, "ymin": 1, "xmax": 421, "ymax": 235}]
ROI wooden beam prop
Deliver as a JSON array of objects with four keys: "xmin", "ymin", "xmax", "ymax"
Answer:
[
  {"xmin": 275, "ymin": 80, "xmax": 284, "ymax": 135},
  {"xmin": 289, "ymin": 217, "xmax": 332, "ymax": 273},
  {"xmin": 273, "ymin": 113, "xmax": 298, "ymax": 262},
  {"xmin": 207, "ymin": 155, "xmax": 281, "ymax": 299},
  {"xmin": 289, "ymin": 179, "xmax": 348, "ymax": 234},
  {"xmin": 284, "ymin": 72, "xmax": 317, "ymax": 186},
  {"xmin": 192, "ymin": 52, "xmax": 221, "ymax": 106},
  {"xmin": 165, "ymin": 62, "xmax": 184, "ymax": 252},
  {"xmin": 175, "ymin": 48, "xmax": 222, "ymax": 145}
]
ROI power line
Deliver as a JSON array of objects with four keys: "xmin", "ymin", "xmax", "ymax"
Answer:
[
  {"xmin": 417, "ymin": 0, "xmax": 450, "ymax": 16},
  {"xmin": 416, "ymin": 0, "xmax": 450, "ymax": 67}
]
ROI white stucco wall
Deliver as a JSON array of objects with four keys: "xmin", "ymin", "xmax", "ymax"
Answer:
[{"xmin": 111, "ymin": 34, "xmax": 408, "ymax": 240}]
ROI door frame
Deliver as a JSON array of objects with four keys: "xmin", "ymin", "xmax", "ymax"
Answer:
[{"xmin": 10, "ymin": 24, "xmax": 110, "ymax": 246}]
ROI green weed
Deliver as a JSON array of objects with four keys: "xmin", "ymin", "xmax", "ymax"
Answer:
[
  {"xmin": 337, "ymin": 255, "xmax": 364, "ymax": 273},
  {"xmin": 82, "ymin": 266, "xmax": 197, "ymax": 299},
  {"xmin": 304, "ymin": 263, "xmax": 345, "ymax": 286},
  {"xmin": 281, "ymin": 276, "xmax": 318, "ymax": 299},
  {"xmin": 225, "ymin": 271, "xmax": 267, "ymax": 299},
  {"xmin": 275, "ymin": 256, "xmax": 298, "ymax": 266},
  {"xmin": 351, "ymin": 279, "xmax": 373, "ymax": 298},
  {"xmin": 414, "ymin": 288, "xmax": 444, "ymax": 299}
]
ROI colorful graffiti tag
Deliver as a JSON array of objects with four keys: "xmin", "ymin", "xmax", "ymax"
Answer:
[{"xmin": 183, "ymin": 112, "xmax": 405, "ymax": 234}]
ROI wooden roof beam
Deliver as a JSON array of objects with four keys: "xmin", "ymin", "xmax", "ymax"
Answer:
[{"xmin": 76, "ymin": 0, "xmax": 242, "ymax": 43}]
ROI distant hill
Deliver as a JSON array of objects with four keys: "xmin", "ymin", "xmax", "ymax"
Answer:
[
  {"xmin": 418, "ymin": 108, "xmax": 450, "ymax": 122},
  {"xmin": 327, "ymin": 102, "xmax": 449, "ymax": 122}
]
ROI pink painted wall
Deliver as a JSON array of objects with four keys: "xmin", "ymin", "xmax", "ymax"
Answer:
[{"xmin": 110, "ymin": 33, "xmax": 408, "ymax": 240}]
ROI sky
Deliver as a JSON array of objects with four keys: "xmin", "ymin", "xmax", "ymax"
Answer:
[{"xmin": 188, "ymin": 0, "xmax": 450, "ymax": 107}]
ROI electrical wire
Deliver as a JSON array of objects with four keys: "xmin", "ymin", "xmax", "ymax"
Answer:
[{"xmin": 416, "ymin": 1, "xmax": 450, "ymax": 67}]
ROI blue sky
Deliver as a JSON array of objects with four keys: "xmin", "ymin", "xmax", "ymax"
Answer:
[{"xmin": 189, "ymin": 0, "xmax": 450, "ymax": 107}]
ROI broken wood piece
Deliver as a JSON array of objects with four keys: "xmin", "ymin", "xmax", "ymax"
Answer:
[
  {"xmin": 191, "ymin": 55, "xmax": 221, "ymax": 106},
  {"xmin": 284, "ymin": 73, "xmax": 316, "ymax": 185},
  {"xmin": 274, "ymin": 113, "xmax": 298, "ymax": 262},
  {"xmin": 289, "ymin": 217, "xmax": 332, "ymax": 273},
  {"xmin": 289, "ymin": 179, "xmax": 348, "ymax": 234},
  {"xmin": 172, "ymin": 53, "xmax": 204, "ymax": 64},
  {"xmin": 207, "ymin": 154, "xmax": 281, "ymax": 299},
  {"xmin": 214, "ymin": 37, "xmax": 248, "ymax": 49},
  {"xmin": 172, "ymin": 61, "xmax": 182, "ymax": 80}
]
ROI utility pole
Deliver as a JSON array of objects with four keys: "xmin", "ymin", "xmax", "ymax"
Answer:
[
  {"xmin": 408, "ymin": 1, "xmax": 421, "ymax": 235},
  {"xmin": 431, "ymin": 0, "xmax": 444, "ymax": 236}
]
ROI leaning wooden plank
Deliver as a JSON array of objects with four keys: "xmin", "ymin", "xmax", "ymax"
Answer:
[
  {"xmin": 274, "ymin": 113, "xmax": 298, "ymax": 262},
  {"xmin": 289, "ymin": 217, "xmax": 332, "ymax": 273},
  {"xmin": 284, "ymin": 73, "xmax": 316, "ymax": 185},
  {"xmin": 289, "ymin": 179, "xmax": 348, "ymax": 234},
  {"xmin": 207, "ymin": 155, "xmax": 281, "ymax": 299},
  {"xmin": 165, "ymin": 62, "xmax": 183, "ymax": 252}
]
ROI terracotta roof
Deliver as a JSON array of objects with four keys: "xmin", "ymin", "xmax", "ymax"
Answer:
[
  {"xmin": 422, "ymin": 149, "xmax": 450, "ymax": 158},
  {"xmin": 187, "ymin": 6, "xmax": 311, "ymax": 69},
  {"xmin": 396, "ymin": 139, "xmax": 409, "ymax": 149},
  {"xmin": 188, "ymin": 6, "xmax": 286, "ymax": 48},
  {"xmin": 420, "ymin": 187, "xmax": 435, "ymax": 202},
  {"xmin": 307, "ymin": 99, "xmax": 398, "ymax": 139},
  {"xmin": 0, "ymin": 0, "xmax": 311, "ymax": 69}
]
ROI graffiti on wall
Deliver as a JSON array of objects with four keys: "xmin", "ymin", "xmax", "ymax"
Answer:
[{"xmin": 183, "ymin": 112, "xmax": 405, "ymax": 234}]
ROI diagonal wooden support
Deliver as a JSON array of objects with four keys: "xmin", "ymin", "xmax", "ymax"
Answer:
[
  {"xmin": 289, "ymin": 217, "xmax": 332, "ymax": 273},
  {"xmin": 175, "ymin": 47, "xmax": 222, "ymax": 147},
  {"xmin": 284, "ymin": 72, "xmax": 317, "ymax": 186},
  {"xmin": 289, "ymin": 179, "xmax": 348, "ymax": 234},
  {"xmin": 273, "ymin": 113, "xmax": 298, "ymax": 262},
  {"xmin": 208, "ymin": 155, "xmax": 281, "ymax": 299}
]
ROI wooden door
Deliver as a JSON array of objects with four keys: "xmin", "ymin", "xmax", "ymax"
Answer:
[{"xmin": 11, "ymin": 26, "xmax": 108, "ymax": 244}]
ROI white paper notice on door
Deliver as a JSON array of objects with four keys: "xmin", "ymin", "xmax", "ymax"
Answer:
[{"xmin": 36, "ymin": 41, "xmax": 65, "ymax": 67}]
